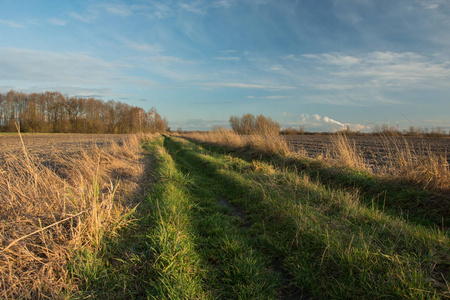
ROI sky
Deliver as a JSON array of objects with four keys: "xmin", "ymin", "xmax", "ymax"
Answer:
[{"xmin": 1, "ymin": 0, "xmax": 449, "ymax": 132}]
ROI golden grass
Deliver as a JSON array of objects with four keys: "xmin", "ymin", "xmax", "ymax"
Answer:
[
  {"xmin": 330, "ymin": 133, "xmax": 367, "ymax": 170},
  {"xmin": 314, "ymin": 134, "xmax": 450, "ymax": 192},
  {"xmin": 180, "ymin": 129, "xmax": 290, "ymax": 157},
  {"xmin": 0, "ymin": 131, "xmax": 157, "ymax": 299},
  {"xmin": 380, "ymin": 135, "xmax": 450, "ymax": 191}
]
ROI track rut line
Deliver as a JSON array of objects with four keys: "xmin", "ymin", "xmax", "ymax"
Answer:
[{"xmin": 162, "ymin": 136, "xmax": 310, "ymax": 299}]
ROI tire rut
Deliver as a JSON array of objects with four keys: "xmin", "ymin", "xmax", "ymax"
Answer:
[{"xmin": 218, "ymin": 196, "xmax": 309, "ymax": 299}]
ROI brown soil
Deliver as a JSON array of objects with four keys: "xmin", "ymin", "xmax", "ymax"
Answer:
[{"xmin": 0, "ymin": 133, "xmax": 135, "ymax": 160}]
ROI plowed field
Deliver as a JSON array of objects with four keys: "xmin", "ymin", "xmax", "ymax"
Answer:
[
  {"xmin": 0, "ymin": 134, "xmax": 134, "ymax": 160},
  {"xmin": 284, "ymin": 135, "xmax": 450, "ymax": 170}
]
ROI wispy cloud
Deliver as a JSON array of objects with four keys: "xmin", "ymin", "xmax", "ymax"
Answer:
[
  {"xmin": 284, "ymin": 51, "xmax": 450, "ymax": 105},
  {"xmin": 171, "ymin": 118, "xmax": 229, "ymax": 130},
  {"xmin": 0, "ymin": 19, "xmax": 24, "ymax": 28},
  {"xmin": 131, "ymin": 3, "xmax": 172, "ymax": 19},
  {"xmin": 179, "ymin": 0, "xmax": 236, "ymax": 15},
  {"xmin": 126, "ymin": 41, "xmax": 163, "ymax": 52},
  {"xmin": 0, "ymin": 85, "xmax": 113, "ymax": 99},
  {"xmin": 69, "ymin": 12, "xmax": 95, "ymax": 23},
  {"xmin": 303, "ymin": 53, "xmax": 362, "ymax": 67},
  {"xmin": 179, "ymin": 2, "xmax": 207, "ymax": 15},
  {"xmin": 0, "ymin": 48, "xmax": 132, "ymax": 87},
  {"xmin": 47, "ymin": 18, "xmax": 66, "ymax": 26},
  {"xmin": 200, "ymin": 82, "xmax": 296, "ymax": 91},
  {"xmin": 70, "ymin": 3, "xmax": 133, "ymax": 23},
  {"xmin": 214, "ymin": 56, "xmax": 241, "ymax": 61},
  {"xmin": 100, "ymin": 3, "xmax": 132, "ymax": 17}
]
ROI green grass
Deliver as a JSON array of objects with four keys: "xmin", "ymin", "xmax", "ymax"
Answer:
[
  {"xmin": 187, "ymin": 138, "xmax": 450, "ymax": 228},
  {"xmin": 73, "ymin": 135, "xmax": 449, "ymax": 299}
]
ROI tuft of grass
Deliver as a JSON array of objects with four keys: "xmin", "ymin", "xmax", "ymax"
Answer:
[{"xmin": 330, "ymin": 133, "xmax": 367, "ymax": 171}]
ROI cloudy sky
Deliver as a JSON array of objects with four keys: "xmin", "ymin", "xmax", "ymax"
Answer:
[{"xmin": 1, "ymin": 0, "xmax": 449, "ymax": 131}]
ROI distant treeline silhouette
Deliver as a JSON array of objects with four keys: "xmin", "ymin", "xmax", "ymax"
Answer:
[{"xmin": 0, "ymin": 90, "xmax": 168, "ymax": 133}]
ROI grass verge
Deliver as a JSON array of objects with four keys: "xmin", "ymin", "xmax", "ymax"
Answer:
[
  {"xmin": 181, "ymin": 131, "xmax": 449, "ymax": 228},
  {"xmin": 163, "ymin": 136, "xmax": 449, "ymax": 299}
]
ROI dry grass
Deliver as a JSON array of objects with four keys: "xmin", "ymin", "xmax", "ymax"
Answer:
[
  {"xmin": 0, "ymin": 131, "xmax": 157, "ymax": 299},
  {"xmin": 380, "ymin": 135, "xmax": 450, "ymax": 191},
  {"xmin": 330, "ymin": 133, "xmax": 367, "ymax": 170},
  {"xmin": 321, "ymin": 134, "xmax": 449, "ymax": 192},
  {"xmin": 180, "ymin": 129, "xmax": 290, "ymax": 157}
]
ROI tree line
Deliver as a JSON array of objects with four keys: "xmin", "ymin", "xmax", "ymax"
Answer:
[
  {"xmin": 0, "ymin": 90, "xmax": 168, "ymax": 133},
  {"xmin": 229, "ymin": 114, "xmax": 280, "ymax": 135}
]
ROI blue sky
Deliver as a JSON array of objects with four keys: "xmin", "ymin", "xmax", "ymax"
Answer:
[{"xmin": 1, "ymin": 0, "xmax": 449, "ymax": 131}]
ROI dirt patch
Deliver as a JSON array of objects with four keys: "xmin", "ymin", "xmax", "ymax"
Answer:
[{"xmin": 218, "ymin": 197, "xmax": 251, "ymax": 228}]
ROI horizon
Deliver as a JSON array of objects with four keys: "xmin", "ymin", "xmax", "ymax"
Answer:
[{"xmin": 1, "ymin": 0, "xmax": 449, "ymax": 132}]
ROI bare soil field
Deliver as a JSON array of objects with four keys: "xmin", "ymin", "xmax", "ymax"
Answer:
[
  {"xmin": 285, "ymin": 135, "xmax": 450, "ymax": 170},
  {"xmin": 0, "ymin": 133, "xmax": 135, "ymax": 161}
]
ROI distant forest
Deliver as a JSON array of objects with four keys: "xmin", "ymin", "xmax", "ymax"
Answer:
[{"xmin": 0, "ymin": 90, "xmax": 168, "ymax": 133}]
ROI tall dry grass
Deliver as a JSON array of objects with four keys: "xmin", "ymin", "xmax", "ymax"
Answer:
[
  {"xmin": 330, "ymin": 133, "xmax": 367, "ymax": 170},
  {"xmin": 380, "ymin": 135, "xmax": 450, "ymax": 191},
  {"xmin": 180, "ymin": 129, "xmax": 290, "ymax": 157},
  {"xmin": 330, "ymin": 133, "xmax": 450, "ymax": 192},
  {"xmin": 0, "ymin": 132, "xmax": 156, "ymax": 299}
]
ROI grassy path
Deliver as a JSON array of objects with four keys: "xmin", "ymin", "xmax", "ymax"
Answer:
[{"xmin": 78, "ymin": 135, "xmax": 449, "ymax": 299}]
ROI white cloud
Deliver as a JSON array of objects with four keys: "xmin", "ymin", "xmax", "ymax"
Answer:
[
  {"xmin": 47, "ymin": 18, "xmax": 67, "ymax": 26},
  {"xmin": 312, "ymin": 84, "xmax": 356, "ymax": 90},
  {"xmin": 349, "ymin": 124, "xmax": 370, "ymax": 132},
  {"xmin": 200, "ymin": 82, "xmax": 296, "ymax": 91},
  {"xmin": 297, "ymin": 51, "xmax": 450, "ymax": 105},
  {"xmin": 0, "ymin": 85, "xmax": 114, "ymax": 98},
  {"xmin": 265, "ymin": 95, "xmax": 286, "ymax": 99},
  {"xmin": 126, "ymin": 42, "xmax": 163, "ymax": 52},
  {"xmin": 69, "ymin": 12, "xmax": 95, "ymax": 23},
  {"xmin": 179, "ymin": 0, "xmax": 236, "ymax": 15},
  {"xmin": 180, "ymin": 2, "xmax": 206, "ymax": 15},
  {"xmin": 214, "ymin": 56, "xmax": 241, "ymax": 61},
  {"xmin": 0, "ymin": 19, "xmax": 25, "ymax": 28},
  {"xmin": 283, "ymin": 54, "xmax": 301, "ymax": 61},
  {"xmin": 0, "ymin": 48, "xmax": 132, "ymax": 86},
  {"xmin": 131, "ymin": 3, "xmax": 172, "ymax": 19},
  {"xmin": 171, "ymin": 118, "xmax": 229, "ymax": 131},
  {"xmin": 301, "ymin": 113, "xmax": 310, "ymax": 122},
  {"xmin": 313, "ymin": 114, "xmax": 321, "ymax": 121},
  {"xmin": 100, "ymin": 3, "xmax": 132, "ymax": 17},
  {"xmin": 70, "ymin": 3, "xmax": 133, "ymax": 23},
  {"xmin": 142, "ymin": 55, "xmax": 198, "ymax": 65},
  {"xmin": 303, "ymin": 53, "xmax": 362, "ymax": 67}
]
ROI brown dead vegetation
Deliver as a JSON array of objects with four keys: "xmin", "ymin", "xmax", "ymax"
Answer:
[{"xmin": 0, "ymin": 132, "xmax": 157, "ymax": 299}]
